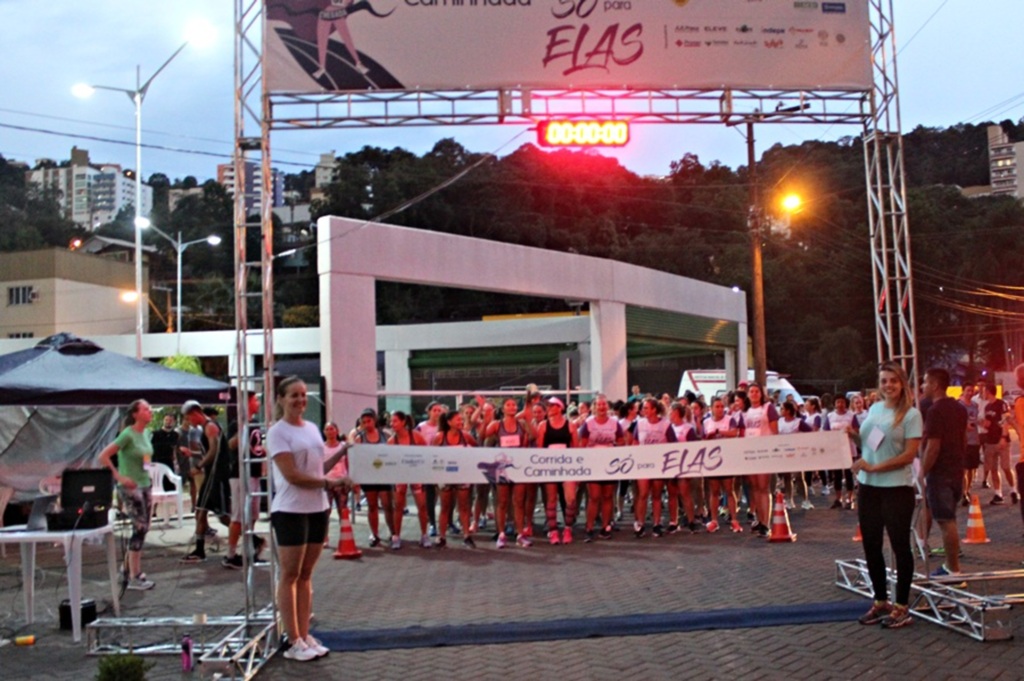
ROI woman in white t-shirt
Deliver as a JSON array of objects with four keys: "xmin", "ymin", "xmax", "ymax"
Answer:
[
  {"xmin": 744, "ymin": 383, "xmax": 779, "ymax": 538},
  {"xmin": 266, "ymin": 377, "xmax": 349, "ymax": 663}
]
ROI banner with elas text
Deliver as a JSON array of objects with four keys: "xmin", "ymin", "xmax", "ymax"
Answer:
[
  {"xmin": 348, "ymin": 430, "xmax": 853, "ymax": 485},
  {"xmin": 265, "ymin": 0, "xmax": 872, "ymax": 93}
]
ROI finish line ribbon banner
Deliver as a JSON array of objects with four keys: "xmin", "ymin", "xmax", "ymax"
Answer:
[{"xmin": 349, "ymin": 431, "xmax": 853, "ymax": 485}]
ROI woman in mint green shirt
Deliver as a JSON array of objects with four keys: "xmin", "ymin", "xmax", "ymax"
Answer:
[
  {"xmin": 850, "ymin": 362, "xmax": 922, "ymax": 630},
  {"xmin": 99, "ymin": 399, "xmax": 155, "ymax": 591}
]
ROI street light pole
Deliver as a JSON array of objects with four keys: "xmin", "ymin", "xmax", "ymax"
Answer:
[
  {"xmin": 144, "ymin": 223, "xmax": 221, "ymax": 355},
  {"xmin": 74, "ymin": 42, "xmax": 189, "ymax": 359},
  {"xmin": 747, "ymin": 121, "xmax": 768, "ymax": 389}
]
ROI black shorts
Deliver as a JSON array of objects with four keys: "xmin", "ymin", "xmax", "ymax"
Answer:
[
  {"xmin": 271, "ymin": 510, "xmax": 330, "ymax": 547},
  {"xmin": 361, "ymin": 484, "xmax": 392, "ymax": 493},
  {"xmin": 964, "ymin": 444, "xmax": 981, "ymax": 470},
  {"xmin": 926, "ymin": 476, "xmax": 963, "ymax": 522},
  {"xmin": 196, "ymin": 467, "xmax": 231, "ymax": 517}
]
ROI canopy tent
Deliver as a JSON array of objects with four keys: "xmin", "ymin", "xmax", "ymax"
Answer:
[
  {"xmin": 0, "ymin": 333, "xmax": 229, "ymax": 406},
  {"xmin": 0, "ymin": 333, "xmax": 231, "ymax": 500}
]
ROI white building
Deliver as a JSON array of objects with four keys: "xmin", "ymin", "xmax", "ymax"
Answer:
[
  {"xmin": 24, "ymin": 147, "xmax": 152, "ymax": 229},
  {"xmin": 989, "ymin": 124, "xmax": 1023, "ymax": 199},
  {"xmin": 217, "ymin": 161, "xmax": 284, "ymax": 214},
  {"xmin": 0, "ymin": 249, "xmax": 147, "ymax": 340}
]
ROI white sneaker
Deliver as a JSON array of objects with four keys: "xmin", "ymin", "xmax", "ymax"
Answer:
[
  {"xmin": 801, "ymin": 499, "xmax": 814, "ymax": 510},
  {"xmin": 127, "ymin": 576, "xmax": 155, "ymax": 591},
  {"xmin": 283, "ymin": 639, "xmax": 318, "ymax": 662},
  {"xmin": 390, "ymin": 535, "xmax": 402, "ymax": 550},
  {"xmin": 305, "ymin": 635, "xmax": 329, "ymax": 657},
  {"xmin": 420, "ymin": 534, "xmax": 432, "ymax": 548}
]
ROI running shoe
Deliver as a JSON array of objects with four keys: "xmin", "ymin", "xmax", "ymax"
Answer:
[
  {"xmin": 881, "ymin": 604, "xmax": 913, "ymax": 629},
  {"xmin": 548, "ymin": 530, "xmax": 561, "ymax": 545},
  {"xmin": 584, "ymin": 529, "xmax": 596, "ymax": 543},
  {"xmin": 930, "ymin": 564, "xmax": 967, "ymax": 587},
  {"xmin": 667, "ymin": 523, "xmax": 681, "ymax": 534},
  {"xmin": 523, "ymin": 525, "xmax": 534, "ymax": 538},
  {"xmin": 127, "ymin": 576, "xmax": 155, "ymax": 591},
  {"xmin": 204, "ymin": 527, "xmax": 218, "ymax": 538},
  {"xmin": 468, "ymin": 522, "xmax": 478, "ymax": 534},
  {"xmin": 283, "ymin": 639, "xmax": 319, "ymax": 663},
  {"xmin": 652, "ymin": 524, "xmax": 665, "ymax": 538},
  {"xmin": 857, "ymin": 600, "xmax": 892, "ymax": 625},
  {"xmin": 222, "ymin": 554, "xmax": 243, "ymax": 570},
  {"xmin": 305, "ymin": 635, "xmax": 329, "ymax": 658},
  {"xmin": 1013, "ymin": 491, "xmax": 1020, "ymax": 505},
  {"xmin": 429, "ymin": 524, "xmax": 438, "ymax": 537},
  {"xmin": 598, "ymin": 526, "xmax": 613, "ymax": 540},
  {"xmin": 253, "ymin": 535, "xmax": 266, "ymax": 559},
  {"xmin": 688, "ymin": 520, "xmax": 703, "ymax": 534},
  {"xmin": 705, "ymin": 519, "xmax": 720, "ymax": 533},
  {"xmin": 390, "ymin": 536, "xmax": 402, "ymax": 551},
  {"xmin": 929, "ymin": 546, "xmax": 965, "ymax": 558},
  {"xmin": 368, "ymin": 535, "xmax": 381, "ymax": 548},
  {"xmin": 450, "ymin": 524, "xmax": 462, "ymax": 536},
  {"xmin": 463, "ymin": 536, "xmax": 476, "ymax": 549},
  {"xmin": 830, "ymin": 499, "xmax": 843, "ymax": 509},
  {"xmin": 801, "ymin": 500, "xmax": 814, "ymax": 510},
  {"xmin": 420, "ymin": 535, "xmax": 432, "ymax": 549},
  {"xmin": 633, "ymin": 522, "xmax": 647, "ymax": 538},
  {"xmin": 785, "ymin": 499, "xmax": 796, "ymax": 510},
  {"xmin": 180, "ymin": 551, "xmax": 206, "ymax": 563},
  {"xmin": 961, "ymin": 496, "xmax": 970, "ymax": 508},
  {"xmin": 755, "ymin": 523, "xmax": 770, "ymax": 538},
  {"xmin": 517, "ymin": 534, "xmax": 533, "ymax": 548},
  {"xmin": 730, "ymin": 520, "xmax": 744, "ymax": 533},
  {"xmin": 434, "ymin": 537, "xmax": 447, "ymax": 549},
  {"xmin": 990, "ymin": 495, "xmax": 1005, "ymax": 506},
  {"xmin": 496, "ymin": 532, "xmax": 508, "ymax": 549},
  {"xmin": 561, "ymin": 527, "xmax": 573, "ymax": 545}
]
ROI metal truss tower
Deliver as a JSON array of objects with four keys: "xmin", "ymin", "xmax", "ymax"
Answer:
[{"xmin": 865, "ymin": 0, "xmax": 918, "ymax": 384}]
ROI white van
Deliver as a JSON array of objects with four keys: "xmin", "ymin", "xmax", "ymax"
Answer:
[{"xmin": 678, "ymin": 370, "xmax": 804, "ymax": 405}]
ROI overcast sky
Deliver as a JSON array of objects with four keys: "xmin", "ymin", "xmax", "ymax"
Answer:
[{"xmin": 0, "ymin": 1, "xmax": 1020, "ymax": 184}]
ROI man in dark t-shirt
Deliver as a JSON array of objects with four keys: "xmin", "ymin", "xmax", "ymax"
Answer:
[
  {"xmin": 920, "ymin": 368, "xmax": 968, "ymax": 576},
  {"xmin": 981, "ymin": 382, "xmax": 1010, "ymax": 504},
  {"xmin": 150, "ymin": 414, "xmax": 181, "ymax": 491}
]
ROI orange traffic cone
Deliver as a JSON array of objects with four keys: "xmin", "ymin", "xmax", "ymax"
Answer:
[
  {"xmin": 333, "ymin": 506, "xmax": 363, "ymax": 559},
  {"xmin": 852, "ymin": 524, "xmax": 862, "ymax": 542},
  {"xmin": 962, "ymin": 494, "xmax": 991, "ymax": 544},
  {"xmin": 768, "ymin": 491, "xmax": 797, "ymax": 542}
]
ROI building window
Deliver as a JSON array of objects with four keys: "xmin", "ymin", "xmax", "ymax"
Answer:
[
  {"xmin": 7, "ymin": 286, "xmax": 36, "ymax": 306},
  {"xmin": 8, "ymin": 332, "xmax": 34, "ymax": 339}
]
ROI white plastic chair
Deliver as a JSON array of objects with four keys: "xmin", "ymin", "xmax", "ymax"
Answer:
[
  {"xmin": 146, "ymin": 463, "xmax": 185, "ymax": 528},
  {"xmin": 0, "ymin": 486, "xmax": 13, "ymax": 557}
]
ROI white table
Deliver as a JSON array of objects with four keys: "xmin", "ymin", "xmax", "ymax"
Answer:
[{"xmin": 0, "ymin": 523, "xmax": 120, "ymax": 642}]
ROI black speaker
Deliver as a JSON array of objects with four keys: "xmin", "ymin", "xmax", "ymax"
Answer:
[{"xmin": 59, "ymin": 598, "xmax": 96, "ymax": 630}]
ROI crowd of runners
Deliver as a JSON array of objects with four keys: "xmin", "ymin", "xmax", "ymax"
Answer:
[{"xmin": 327, "ymin": 381, "xmax": 942, "ymax": 549}]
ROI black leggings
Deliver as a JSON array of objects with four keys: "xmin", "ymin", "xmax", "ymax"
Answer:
[
  {"xmin": 1017, "ymin": 461, "xmax": 1024, "ymax": 526},
  {"xmin": 857, "ymin": 484, "xmax": 915, "ymax": 606}
]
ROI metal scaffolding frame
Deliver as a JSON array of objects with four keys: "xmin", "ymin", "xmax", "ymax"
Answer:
[
  {"xmin": 146, "ymin": 1, "xmax": 911, "ymax": 677},
  {"xmin": 864, "ymin": 0, "xmax": 918, "ymax": 384}
]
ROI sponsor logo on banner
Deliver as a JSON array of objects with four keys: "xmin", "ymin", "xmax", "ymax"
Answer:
[
  {"xmin": 789, "ymin": 27, "xmax": 814, "ymax": 34},
  {"xmin": 795, "ymin": 38, "xmax": 809, "ymax": 49},
  {"xmin": 736, "ymin": 24, "xmax": 754, "ymax": 33},
  {"xmin": 764, "ymin": 39, "xmax": 784, "ymax": 48},
  {"xmin": 733, "ymin": 40, "xmax": 758, "ymax": 47},
  {"xmin": 675, "ymin": 25, "xmax": 701, "ymax": 33},
  {"xmin": 705, "ymin": 40, "xmax": 728, "ymax": 47},
  {"xmin": 681, "ymin": 40, "xmax": 701, "ymax": 47},
  {"xmin": 835, "ymin": 33, "xmax": 846, "ymax": 44},
  {"xmin": 703, "ymin": 26, "xmax": 727, "ymax": 33},
  {"xmin": 822, "ymin": 2, "xmax": 847, "ymax": 13},
  {"xmin": 762, "ymin": 27, "xmax": 785, "ymax": 34},
  {"xmin": 794, "ymin": 1, "xmax": 819, "ymax": 8}
]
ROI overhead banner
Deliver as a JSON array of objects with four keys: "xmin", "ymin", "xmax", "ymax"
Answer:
[
  {"xmin": 348, "ymin": 430, "xmax": 853, "ymax": 485},
  {"xmin": 265, "ymin": 0, "xmax": 872, "ymax": 93}
]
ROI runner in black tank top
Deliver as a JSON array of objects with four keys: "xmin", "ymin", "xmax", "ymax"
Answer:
[
  {"xmin": 484, "ymin": 398, "xmax": 531, "ymax": 549},
  {"xmin": 536, "ymin": 397, "xmax": 580, "ymax": 545}
]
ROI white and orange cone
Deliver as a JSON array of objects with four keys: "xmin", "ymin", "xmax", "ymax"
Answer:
[
  {"xmin": 768, "ymin": 491, "xmax": 797, "ymax": 542},
  {"xmin": 962, "ymin": 494, "xmax": 991, "ymax": 544},
  {"xmin": 334, "ymin": 506, "xmax": 364, "ymax": 559}
]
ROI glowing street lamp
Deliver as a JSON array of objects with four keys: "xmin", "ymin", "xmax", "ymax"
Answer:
[
  {"xmin": 72, "ymin": 21, "xmax": 214, "ymax": 358},
  {"xmin": 144, "ymin": 223, "xmax": 222, "ymax": 355}
]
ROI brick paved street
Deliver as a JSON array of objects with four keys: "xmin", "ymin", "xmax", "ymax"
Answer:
[{"xmin": 2, "ymin": 488, "xmax": 1023, "ymax": 680}]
